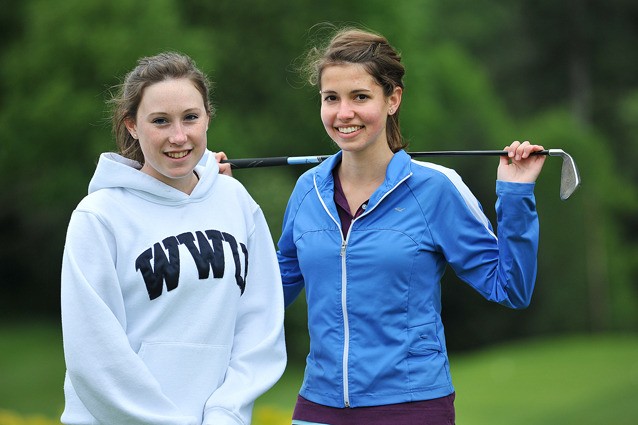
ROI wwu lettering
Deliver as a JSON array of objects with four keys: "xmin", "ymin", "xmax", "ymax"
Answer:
[{"xmin": 135, "ymin": 229, "xmax": 248, "ymax": 300}]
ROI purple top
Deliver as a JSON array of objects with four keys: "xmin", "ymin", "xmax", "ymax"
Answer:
[
  {"xmin": 292, "ymin": 394, "xmax": 455, "ymax": 425},
  {"xmin": 333, "ymin": 169, "xmax": 368, "ymax": 237}
]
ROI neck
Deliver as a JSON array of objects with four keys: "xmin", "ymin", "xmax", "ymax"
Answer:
[
  {"xmin": 339, "ymin": 147, "xmax": 393, "ymax": 184},
  {"xmin": 176, "ymin": 171, "xmax": 200, "ymax": 195}
]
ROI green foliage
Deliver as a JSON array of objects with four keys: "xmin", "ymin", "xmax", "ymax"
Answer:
[
  {"xmin": 0, "ymin": 0, "xmax": 637, "ymax": 356},
  {"xmin": 521, "ymin": 110, "xmax": 638, "ymax": 332}
]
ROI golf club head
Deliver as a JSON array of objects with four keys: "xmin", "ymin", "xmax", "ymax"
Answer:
[{"xmin": 548, "ymin": 149, "xmax": 581, "ymax": 200}]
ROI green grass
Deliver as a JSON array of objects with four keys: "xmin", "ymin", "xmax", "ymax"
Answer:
[
  {"xmin": 1, "ymin": 323, "xmax": 636, "ymax": 425},
  {"xmin": 0, "ymin": 322, "xmax": 65, "ymax": 418},
  {"xmin": 452, "ymin": 335, "xmax": 638, "ymax": 424}
]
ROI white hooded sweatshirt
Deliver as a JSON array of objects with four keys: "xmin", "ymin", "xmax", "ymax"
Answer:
[{"xmin": 61, "ymin": 151, "xmax": 286, "ymax": 425}]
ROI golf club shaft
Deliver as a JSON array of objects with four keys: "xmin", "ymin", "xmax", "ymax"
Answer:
[{"xmin": 222, "ymin": 150, "xmax": 550, "ymax": 169}]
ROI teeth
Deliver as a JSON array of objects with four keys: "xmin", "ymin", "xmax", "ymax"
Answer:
[
  {"xmin": 338, "ymin": 126, "xmax": 362, "ymax": 134},
  {"xmin": 166, "ymin": 151, "xmax": 189, "ymax": 159}
]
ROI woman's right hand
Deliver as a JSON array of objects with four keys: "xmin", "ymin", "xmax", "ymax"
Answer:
[
  {"xmin": 214, "ymin": 151, "xmax": 233, "ymax": 176},
  {"xmin": 497, "ymin": 140, "xmax": 546, "ymax": 183}
]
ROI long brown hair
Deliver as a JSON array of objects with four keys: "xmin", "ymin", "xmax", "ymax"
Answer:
[
  {"xmin": 302, "ymin": 26, "xmax": 407, "ymax": 152},
  {"xmin": 109, "ymin": 52, "xmax": 214, "ymax": 164}
]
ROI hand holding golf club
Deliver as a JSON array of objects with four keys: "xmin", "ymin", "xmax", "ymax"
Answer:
[
  {"xmin": 214, "ymin": 150, "xmax": 233, "ymax": 176},
  {"xmin": 498, "ymin": 140, "xmax": 547, "ymax": 184}
]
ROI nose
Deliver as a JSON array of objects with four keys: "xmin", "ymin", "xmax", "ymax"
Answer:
[
  {"xmin": 336, "ymin": 101, "xmax": 355, "ymax": 120},
  {"xmin": 169, "ymin": 123, "xmax": 188, "ymax": 145}
]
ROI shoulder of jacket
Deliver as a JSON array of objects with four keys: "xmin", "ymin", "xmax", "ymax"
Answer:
[
  {"xmin": 291, "ymin": 168, "xmax": 319, "ymax": 192},
  {"xmin": 408, "ymin": 160, "xmax": 459, "ymax": 184}
]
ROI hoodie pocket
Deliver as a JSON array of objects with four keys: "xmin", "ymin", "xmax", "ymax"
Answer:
[{"xmin": 139, "ymin": 341, "xmax": 231, "ymax": 417}]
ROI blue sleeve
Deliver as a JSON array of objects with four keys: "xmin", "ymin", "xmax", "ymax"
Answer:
[
  {"xmin": 430, "ymin": 178, "xmax": 539, "ymax": 309},
  {"xmin": 493, "ymin": 180, "xmax": 539, "ymax": 308},
  {"xmin": 277, "ymin": 183, "xmax": 307, "ymax": 308}
]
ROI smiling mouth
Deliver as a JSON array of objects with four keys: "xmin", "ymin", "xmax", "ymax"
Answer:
[
  {"xmin": 166, "ymin": 150, "xmax": 190, "ymax": 159},
  {"xmin": 337, "ymin": 126, "xmax": 363, "ymax": 134}
]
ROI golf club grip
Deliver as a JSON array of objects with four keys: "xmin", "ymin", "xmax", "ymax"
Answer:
[
  {"xmin": 222, "ymin": 157, "xmax": 292, "ymax": 168},
  {"xmin": 222, "ymin": 156, "xmax": 329, "ymax": 169}
]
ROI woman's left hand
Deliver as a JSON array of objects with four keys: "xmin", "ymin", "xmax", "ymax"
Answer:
[
  {"xmin": 214, "ymin": 151, "xmax": 233, "ymax": 176},
  {"xmin": 497, "ymin": 140, "xmax": 546, "ymax": 183}
]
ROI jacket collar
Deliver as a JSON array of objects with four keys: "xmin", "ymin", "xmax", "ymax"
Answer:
[{"xmin": 313, "ymin": 149, "xmax": 413, "ymax": 211}]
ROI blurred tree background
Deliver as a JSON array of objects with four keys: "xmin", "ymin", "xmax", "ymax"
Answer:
[{"xmin": 1, "ymin": 0, "xmax": 637, "ymax": 368}]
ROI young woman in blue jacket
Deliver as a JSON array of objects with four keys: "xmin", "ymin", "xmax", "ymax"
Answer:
[{"xmin": 277, "ymin": 27, "xmax": 546, "ymax": 425}]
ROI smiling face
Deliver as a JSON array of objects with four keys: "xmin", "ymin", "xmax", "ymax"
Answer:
[
  {"xmin": 125, "ymin": 78, "xmax": 209, "ymax": 194},
  {"xmin": 319, "ymin": 63, "xmax": 401, "ymax": 157}
]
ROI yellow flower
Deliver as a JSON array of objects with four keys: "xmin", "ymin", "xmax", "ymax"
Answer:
[
  {"xmin": 253, "ymin": 405, "xmax": 293, "ymax": 425},
  {"xmin": 0, "ymin": 410, "xmax": 61, "ymax": 425}
]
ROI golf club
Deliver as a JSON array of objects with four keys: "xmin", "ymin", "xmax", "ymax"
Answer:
[{"xmin": 221, "ymin": 149, "xmax": 581, "ymax": 200}]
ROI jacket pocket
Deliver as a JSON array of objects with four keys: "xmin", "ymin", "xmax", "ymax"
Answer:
[
  {"xmin": 138, "ymin": 341, "xmax": 231, "ymax": 417},
  {"xmin": 407, "ymin": 322, "xmax": 442, "ymax": 355},
  {"xmin": 407, "ymin": 322, "xmax": 447, "ymax": 390}
]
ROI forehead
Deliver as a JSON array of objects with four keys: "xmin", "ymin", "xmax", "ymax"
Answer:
[
  {"xmin": 320, "ymin": 63, "xmax": 379, "ymax": 91},
  {"xmin": 139, "ymin": 78, "xmax": 204, "ymax": 110}
]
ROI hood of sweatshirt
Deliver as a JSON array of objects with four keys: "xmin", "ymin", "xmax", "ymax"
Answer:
[{"xmin": 87, "ymin": 150, "xmax": 220, "ymax": 205}]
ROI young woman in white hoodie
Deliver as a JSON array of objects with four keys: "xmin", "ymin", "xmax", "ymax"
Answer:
[{"xmin": 60, "ymin": 52, "xmax": 286, "ymax": 425}]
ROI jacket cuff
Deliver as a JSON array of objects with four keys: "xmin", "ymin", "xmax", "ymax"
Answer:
[{"xmin": 496, "ymin": 180, "xmax": 535, "ymax": 196}]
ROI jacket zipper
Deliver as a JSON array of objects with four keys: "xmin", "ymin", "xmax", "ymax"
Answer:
[
  {"xmin": 313, "ymin": 177, "xmax": 353, "ymax": 407},
  {"xmin": 340, "ymin": 234, "xmax": 350, "ymax": 407},
  {"xmin": 314, "ymin": 171, "xmax": 412, "ymax": 408}
]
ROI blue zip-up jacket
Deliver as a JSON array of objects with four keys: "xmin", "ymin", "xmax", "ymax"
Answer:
[{"xmin": 277, "ymin": 149, "xmax": 539, "ymax": 408}]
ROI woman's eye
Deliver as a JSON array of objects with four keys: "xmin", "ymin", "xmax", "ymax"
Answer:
[
  {"xmin": 185, "ymin": 114, "xmax": 199, "ymax": 121},
  {"xmin": 355, "ymin": 94, "xmax": 369, "ymax": 101},
  {"xmin": 152, "ymin": 117, "xmax": 168, "ymax": 125},
  {"xmin": 323, "ymin": 95, "xmax": 337, "ymax": 102}
]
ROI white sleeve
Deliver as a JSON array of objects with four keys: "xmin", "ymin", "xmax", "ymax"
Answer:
[
  {"xmin": 203, "ymin": 206, "xmax": 287, "ymax": 425},
  {"xmin": 61, "ymin": 210, "xmax": 198, "ymax": 425}
]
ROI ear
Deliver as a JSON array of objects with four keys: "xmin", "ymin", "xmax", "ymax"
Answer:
[
  {"xmin": 124, "ymin": 117, "xmax": 138, "ymax": 139},
  {"xmin": 388, "ymin": 86, "xmax": 403, "ymax": 115}
]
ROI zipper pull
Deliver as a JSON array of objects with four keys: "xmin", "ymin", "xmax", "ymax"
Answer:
[{"xmin": 340, "ymin": 240, "xmax": 347, "ymax": 256}]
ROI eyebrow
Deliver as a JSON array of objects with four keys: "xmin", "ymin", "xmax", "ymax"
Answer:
[
  {"xmin": 146, "ymin": 107, "xmax": 204, "ymax": 116},
  {"xmin": 319, "ymin": 88, "xmax": 373, "ymax": 95}
]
